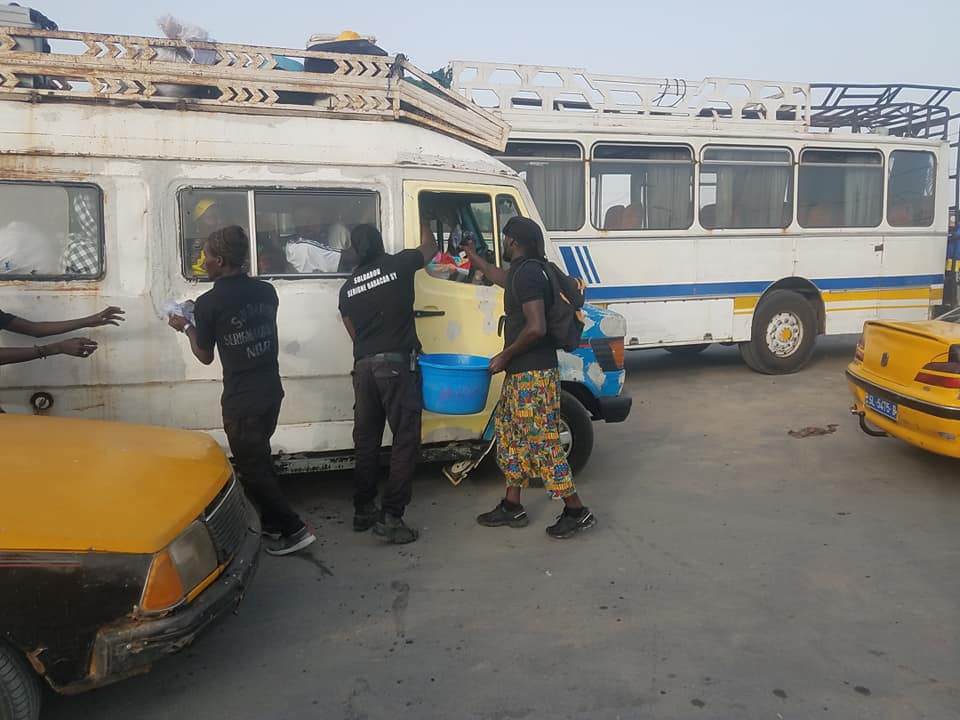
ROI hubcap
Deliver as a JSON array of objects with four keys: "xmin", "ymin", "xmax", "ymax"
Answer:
[
  {"xmin": 766, "ymin": 311, "xmax": 803, "ymax": 358},
  {"xmin": 559, "ymin": 417, "xmax": 573, "ymax": 457}
]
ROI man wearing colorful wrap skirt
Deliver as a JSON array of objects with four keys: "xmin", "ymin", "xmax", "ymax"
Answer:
[{"xmin": 463, "ymin": 217, "xmax": 596, "ymax": 539}]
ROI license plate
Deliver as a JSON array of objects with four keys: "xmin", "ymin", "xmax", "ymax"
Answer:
[{"xmin": 866, "ymin": 393, "xmax": 898, "ymax": 421}]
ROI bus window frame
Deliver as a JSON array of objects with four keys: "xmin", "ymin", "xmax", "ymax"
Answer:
[
  {"xmin": 176, "ymin": 186, "xmax": 382, "ymax": 281},
  {"xmin": 498, "ymin": 140, "xmax": 586, "ymax": 233},
  {"xmin": 886, "ymin": 149, "xmax": 937, "ymax": 229},
  {"xmin": 589, "ymin": 141, "xmax": 695, "ymax": 233},
  {"xmin": 797, "ymin": 148, "xmax": 885, "ymax": 230},
  {"xmin": 0, "ymin": 180, "xmax": 106, "ymax": 282},
  {"xmin": 698, "ymin": 144, "xmax": 795, "ymax": 230}
]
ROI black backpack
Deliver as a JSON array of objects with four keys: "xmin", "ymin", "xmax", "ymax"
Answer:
[{"xmin": 510, "ymin": 258, "xmax": 586, "ymax": 352}]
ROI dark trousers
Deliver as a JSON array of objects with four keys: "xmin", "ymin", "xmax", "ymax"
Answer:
[
  {"xmin": 223, "ymin": 401, "xmax": 303, "ymax": 537},
  {"xmin": 352, "ymin": 357, "xmax": 422, "ymax": 518}
]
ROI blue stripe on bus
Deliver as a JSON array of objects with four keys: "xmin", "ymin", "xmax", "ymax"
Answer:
[
  {"xmin": 558, "ymin": 246, "xmax": 583, "ymax": 280},
  {"xmin": 574, "ymin": 246, "xmax": 595, "ymax": 283},
  {"xmin": 583, "ymin": 247, "xmax": 601, "ymax": 283},
  {"xmin": 583, "ymin": 274, "xmax": 944, "ymax": 301}
]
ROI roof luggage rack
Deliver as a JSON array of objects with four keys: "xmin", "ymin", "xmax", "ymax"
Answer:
[
  {"xmin": 0, "ymin": 27, "xmax": 509, "ymax": 152},
  {"xmin": 811, "ymin": 83, "xmax": 960, "ymax": 211},
  {"xmin": 447, "ymin": 60, "xmax": 811, "ymax": 127}
]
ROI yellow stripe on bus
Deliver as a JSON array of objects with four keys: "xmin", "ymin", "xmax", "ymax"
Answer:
[
  {"xmin": 823, "ymin": 288, "xmax": 940, "ymax": 303},
  {"xmin": 733, "ymin": 296, "xmax": 760, "ymax": 312},
  {"xmin": 827, "ymin": 304, "xmax": 930, "ymax": 312}
]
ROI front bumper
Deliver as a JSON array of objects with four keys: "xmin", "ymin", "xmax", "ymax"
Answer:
[
  {"xmin": 597, "ymin": 394, "xmax": 632, "ymax": 423},
  {"xmin": 846, "ymin": 369, "xmax": 960, "ymax": 458},
  {"xmin": 83, "ymin": 509, "xmax": 261, "ymax": 691}
]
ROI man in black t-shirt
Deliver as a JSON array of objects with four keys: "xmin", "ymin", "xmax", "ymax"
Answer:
[
  {"xmin": 464, "ymin": 217, "xmax": 596, "ymax": 539},
  {"xmin": 168, "ymin": 225, "xmax": 315, "ymax": 557},
  {"xmin": 338, "ymin": 224, "xmax": 437, "ymax": 544}
]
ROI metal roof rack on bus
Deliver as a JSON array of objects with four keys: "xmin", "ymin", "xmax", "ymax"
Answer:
[
  {"xmin": 810, "ymin": 82, "xmax": 960, "ymax": 212},
  {"xmin": 0, "ymin": 27, "xmax": 510, "ymax": 152},
  {"xmin": 446, "ymin": 60, "xmax": 812, "ymax": 127}
]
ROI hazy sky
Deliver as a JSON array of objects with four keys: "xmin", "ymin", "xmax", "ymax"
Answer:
[{"xmin": 26, "ymin": 0, "xmax": 960, "ymax": 86}]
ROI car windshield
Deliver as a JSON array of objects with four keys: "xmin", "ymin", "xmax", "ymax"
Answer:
[{"xmin": 933, "ymin": 306, "xmax": 960, "ymax": 323}]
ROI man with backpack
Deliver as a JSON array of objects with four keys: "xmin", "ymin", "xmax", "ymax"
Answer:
[{"xmin": 462, "ymin": 216, "xmax": 596, "ymax": 539}]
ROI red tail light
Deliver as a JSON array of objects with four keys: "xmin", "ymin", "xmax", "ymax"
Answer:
[
  {"xmin": 915, "ymin": 349, "xmax": 960, "ymax": 387},
  {"xmin": 854, "ymin": 336, "xmax": 865, "ymax": 362}
]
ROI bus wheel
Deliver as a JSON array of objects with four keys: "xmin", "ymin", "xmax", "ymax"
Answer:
[
  {"xmin": 665, "ymin": 343, "xmax": 711, "ymax": 355},
  {"xmin": 560, "ymin": 390, "xmax": 594, "ymax": 476},
  {"xmin": 0, "ymin": 641, "xmax": 41, "ymax": 720},
  {"xmin": 742, "ymin": 290, "xmax": 817, "ymax": 374}
]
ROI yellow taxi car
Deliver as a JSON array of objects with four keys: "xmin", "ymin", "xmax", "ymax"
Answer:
[
  {"xmin": 847, "ymin": 308, "xmax": 960, "ymax": 458},
  {"xmin": 0, "ymin": 414, "xmax": 260, "ymax": 720}
]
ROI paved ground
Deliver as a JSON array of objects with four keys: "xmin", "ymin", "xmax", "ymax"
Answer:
[{"xmin": 46, "ymin": 337, "xmax": 960, "ymax": 720}]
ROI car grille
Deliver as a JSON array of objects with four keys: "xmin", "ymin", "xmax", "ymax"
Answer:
[{"xmin": 203, "ymin": 477, "xmax": 249, "ymax": 564}]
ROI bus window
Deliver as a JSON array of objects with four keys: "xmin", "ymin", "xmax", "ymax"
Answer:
[
  {"xmin": 590, "ymin": 144, "xmax": 693, "ymax": 231},
  {"xmin": 699, "ymin": 146, "xmax": 793, "ymax": 229},
  {"xmin": 887, "ymin": 150, "xmax": 936, "ymax": 227},
  {"xmin": 0, "ymin": 182, "xmax": 103, "ymax": 279},
  {"xmin": 419, "ymin": 191, "xmax": 497, "ymax": 285},
  {"xmin": 179, "ymin": 189, "xmax": 250, "ymax": 279},
  {"xmin": 498, "ymin": 142, "xmax": 584, "ymax": 231},
  {"xmin": 252, "ymin": 190, "xmax": 378, "ymax": 276},
  {"xmin": 798, "ymin": 149, "xmax": 883, "ymax": 228}
]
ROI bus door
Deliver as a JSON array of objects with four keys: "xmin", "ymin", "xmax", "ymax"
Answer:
[
  {"xmin": 796, "ymin": 149, "xmax": 884, "ymax": 333},
  {"xmin": 402, "ymin": 181, "xmax": 522, "ymax": 442}
]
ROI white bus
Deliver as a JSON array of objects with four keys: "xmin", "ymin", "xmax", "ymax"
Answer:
[{"xmin": 449, "ymin": 63, "xmax": 954, "ymax": 373}]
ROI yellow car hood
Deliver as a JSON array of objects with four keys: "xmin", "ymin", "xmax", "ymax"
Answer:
[{"xmin": 0, "ymin": 415, "xmax": 232, "ymax": 554}]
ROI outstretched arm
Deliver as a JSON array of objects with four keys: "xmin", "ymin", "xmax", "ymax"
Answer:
[
  {"xmin": 418, "ymin": 220, "xmax": 439, "ymax": 265},
  {"xmin": 0, "ymin": 337, "xmax": 99, "ymax": 366},
  {"xmin": 6, "ymin": 306, "xmax": 125, "ymax": 338},
  {"xmin": 462, "ymin": 240, "xmax": 506, "ymax": 288}
]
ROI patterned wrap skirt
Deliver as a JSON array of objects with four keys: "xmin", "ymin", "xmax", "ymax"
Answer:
[{"xmin": 494, "ymin": 367, "xmax": 576, "ymax": 498}]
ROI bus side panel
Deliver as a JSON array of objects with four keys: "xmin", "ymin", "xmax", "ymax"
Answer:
[
  {"xmin": 879, "ymin": 229, "xmax": 946, "ymax": 322},
  {"xmin": 610, "ymin": 299, "xmax": 733, "ymax": 347}
]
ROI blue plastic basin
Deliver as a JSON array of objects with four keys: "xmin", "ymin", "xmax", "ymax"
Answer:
[{"xmin": 419, "ymin": 353, "xmax": 491, "ymax": 415}]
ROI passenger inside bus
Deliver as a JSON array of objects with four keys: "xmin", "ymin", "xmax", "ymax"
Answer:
[
  {"xmin": 603, "ymin": 205, "xmax": 625, "ymax": 230},
  {"xmin": 420, "ymin": 195, "xmax": 495, "ymax": 285},
  {"xmin": 62, "ymin": 190, "xmax": 100, "ymax": 276},
  {"xmin": 0, "ymin": 185, "xmax": 102, "ymax": 277},
  {"xmin": 284, "ymin": 204, "xmax": 343, "ymax": 274},
  {"xmin": 184, "ymin": 196, "xmax": 249, "ymax": 276},
  {"xmin": 327, "ymin": 197, "xmax": 377, "ymax": 272}
]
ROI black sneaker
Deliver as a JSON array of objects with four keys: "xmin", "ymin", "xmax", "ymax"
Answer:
[
  {"xmin": 372, "ymin": 514, "xmax": 419, "ymax": 545},
  {"xmin": 265, "ymin": 525, "xmax": 317, "ymax": 556},
  {"xmin": 353, "ymin": 503, "xmax": 379, "ymax": 532},
  {"xmin": 546, "ymin": 507, "xmax": 596, "ymax": 539},
  {"xmin": 477, "ymin": 499, "xmax": 530, "ymax": 528}
]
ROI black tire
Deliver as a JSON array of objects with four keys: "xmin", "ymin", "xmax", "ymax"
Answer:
[
  {"xmin": 0, "ymin": 642, "xmax": 41, "ymax": 720},
  {"xmin": 743, "ymin": 289, "xmax": 818, "ymax": 374},
  {"xmin": 738, "ymin": 339, "xmax": 770, "ymax": 373},
  {"xmin": 560, "ymin": 390, "xmax": 594, "ymax": 476},
  {"xmin": 665, "ymin": 343, "xmax": 711, "ymax": 355}
]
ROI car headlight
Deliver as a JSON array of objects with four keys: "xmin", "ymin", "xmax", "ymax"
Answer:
[{"xmin": 140, "ymin": 521, "xmax": 219, "ymax": 614}]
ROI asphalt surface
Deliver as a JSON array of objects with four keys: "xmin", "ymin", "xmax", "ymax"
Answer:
[{"xmin": 45, "ymin": 336, "xmax": 960, "ymax": 720}]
